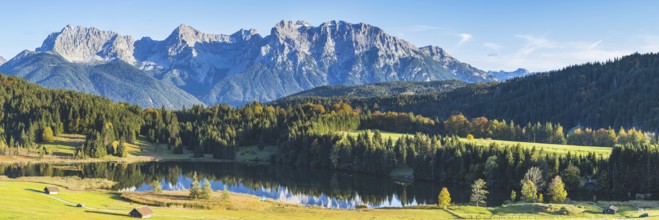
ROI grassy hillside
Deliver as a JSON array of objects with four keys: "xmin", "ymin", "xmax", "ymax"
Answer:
[
  {"xmin": 0, "ymin": 181, "xmax": 456, "ymax": 220},
  {"xmin": 1, "ymin": 178, "xmax": 656, "ymax": 219},
  {"xmin": 0, "ymin": 134, "xmax": 196, "ymax": 164},
  {"xmin": 0, "ymin": 53, "xmax": 203, "ymax": 109},
  {"xmin": 344, "ymin": 130, "xmax": 611, "ymax": 156},
  {"xmin": 460, "ymin": 138, "xmax": 612, "ymax": 157}
]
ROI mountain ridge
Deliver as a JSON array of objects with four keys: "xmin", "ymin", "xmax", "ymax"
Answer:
[
  {"xmin": 3, "ymin": 21, "xmax": 529, "ymax": 107},
  {"xmin": 0, "ymin": 52, "xmax": 203, "ymax": 109}
]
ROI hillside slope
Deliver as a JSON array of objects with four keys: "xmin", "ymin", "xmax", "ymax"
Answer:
[
  {"xmin": 0, "ymin": 51, "xmax": 203, "ymax": 109},
  {"xmin": 278, "ymin": 53, "xmax": 659, "ymax": 131},
  {"xmin": 286, "ymin": 80, "xmax": 467, "ymax": 98}
]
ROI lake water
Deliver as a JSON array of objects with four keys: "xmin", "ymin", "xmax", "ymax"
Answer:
[
  {"xmin": 0, "ymin": 162, "xmax": 614, "ymax": 209},
  {"xmin": 0, "ymin": 162, "xmax": 514, "ymax": 208}
]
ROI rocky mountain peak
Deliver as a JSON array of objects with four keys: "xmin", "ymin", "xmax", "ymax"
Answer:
[
  {"xmin": 7, "ymin": 21, "xmax": 512, "ymax": 107},
  {"xmin": 272, "ymin": 20, "xmax": 313, "ymax": 36},
  {"xmin": 168, "ymin": 24, "xmax": 230, "ymax": 45},
  {"xmin": 36, "ymin": 25, "xmax": 136, "ymax": 64},
  {"xmin": 230, "ymin": 28, "xmax": 261, "ymax": 42},
  {"xmin": 419, "ymin": 45, "xmax": 452, "ymax": 60}
]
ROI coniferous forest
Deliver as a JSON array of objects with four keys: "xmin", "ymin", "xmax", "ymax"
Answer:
[{"xmin": 2, "ymin": 53, "xmax": 659, "ymax": 201}]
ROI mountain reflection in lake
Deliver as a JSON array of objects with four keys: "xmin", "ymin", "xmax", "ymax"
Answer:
[{"xmin": 0, "ymin": 162, "xmax": 499, "ymax": 209}]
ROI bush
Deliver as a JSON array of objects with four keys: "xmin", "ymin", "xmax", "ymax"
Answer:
[
  {"xmin": 466, "ymin": 134, "xmax": 475, "ymax": 140},
  {"xmin": 41, "ymin": 127, "xmax": 55, "ymax": 142}
]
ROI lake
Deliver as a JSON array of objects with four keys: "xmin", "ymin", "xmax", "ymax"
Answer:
[{"xmin": 2, "ymin": 162, "xmax": 602, "ymax": 208}]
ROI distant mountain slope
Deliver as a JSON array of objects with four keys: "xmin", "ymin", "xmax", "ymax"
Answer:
[
  {"xmin": 0, "ymin": 51, "xmax": 203, "ymax": 109},
  {"xmin": 4, "ymin": 21, "xmax": 508, "ymax": 106},
  {"xmin": 286, "ymin": 80, "xmax": 467, "ymax": 98},
  {"xmin": 0, "ymin": 56, "xmax": 5, "ymax": 65},
  {"xmin": 487, "ymin": 68, "xmax": 533, "ymax": 81},
  {"xmin": 281, "ymin": 53, "xmax": 659, "ymax": 131}
]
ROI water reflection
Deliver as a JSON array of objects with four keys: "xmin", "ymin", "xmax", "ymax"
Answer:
[{"xmin": 0, "ymin": 162, "xmax": 500, "ymax": 209}]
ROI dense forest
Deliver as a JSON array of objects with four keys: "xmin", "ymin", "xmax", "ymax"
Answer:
[
  {"xmin": 2, "ymin": 58, "xmax": 659, "ymax": 201},
  {"xmin": 0, "ymin": 74, "xmax": 142, "ymax": 158},
  {"xmin": 276, "ymin": 53, "xmax": 659, "ymax": 133}
]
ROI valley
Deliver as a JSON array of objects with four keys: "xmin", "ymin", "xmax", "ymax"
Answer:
[{"xmin": 1, "ymin": 1, "xmax": 658, "ymax": 219}]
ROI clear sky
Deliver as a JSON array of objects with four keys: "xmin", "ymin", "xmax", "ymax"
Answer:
[{"xmin": 2, "ymin": 0, "xmax": 659, "ymax": 72}]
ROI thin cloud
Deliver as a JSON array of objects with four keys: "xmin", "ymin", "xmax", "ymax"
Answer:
[
  {"xmin": 457, "ymin": 33, "xmax": 472, "ymax": 46},
  {"xmin": 484, "ymin": 42, "xmax": 503, "ymax": 50},
  {"xmin": 478, "ymin": 34, "xmax": 629, "ymax": 71}
]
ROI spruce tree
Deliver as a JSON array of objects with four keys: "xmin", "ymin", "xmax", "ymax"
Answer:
[
  {"xmin": 189, "ymin": 172, "xmax": 200, "ymax": 199},
  {"xmin": 201, "ymin": 179, "xmax": 212, "ymax": 199}
]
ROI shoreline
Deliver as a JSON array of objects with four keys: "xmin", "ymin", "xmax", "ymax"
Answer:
[{"xmin": 0, "ymin": 154, "xmax": 259, "ymax": 165}]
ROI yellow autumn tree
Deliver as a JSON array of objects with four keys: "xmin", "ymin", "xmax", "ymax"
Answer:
[{"xmin": 438, "ymin": 187, "xmax": 451, "ymax": 208}]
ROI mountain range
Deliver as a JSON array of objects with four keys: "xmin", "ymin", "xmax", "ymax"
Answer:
[
  {"xmin": 0, "ymin": 21, "xmax": 531, "ymax": 108},
  {"xmin": 0, "ymin": 56, "xmax": 5, "ymax": 65},
  {"xmin": 287, "ymin": 80, "xmax": 467, "ymax": 98}
]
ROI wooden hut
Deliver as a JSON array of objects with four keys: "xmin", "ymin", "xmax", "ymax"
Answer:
[
  {"xmin": 129, "ymin": 206, "xmax": 153, "ymax": 219},
  {"xmin": 603, "ymin": 205, "xmax": 618, "ymax": 214},
  {"xmin": 44, "ymin": 187, "xmax": 59, "ymax": 195}
]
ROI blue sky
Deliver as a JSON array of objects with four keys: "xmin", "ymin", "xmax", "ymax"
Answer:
[{"xmin": 2, "ymin": 0, "xmax": 659, "ymax": 71}]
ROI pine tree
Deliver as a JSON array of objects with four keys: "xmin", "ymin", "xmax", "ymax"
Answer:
[
  {"xmin": 200, "ymin": 179, "xmax": 212, "ymax": 199},
  {"xmin": 547, "ymin": 176, "xmax": 568, "ymax": 203},
  {"xmin": 510, "ymin": 190, "xmax": 517, "ymax": 203},
  {"xmin": 152, "ymin": 179, "xmax": 162, "ymax": 194},
  {"xmin": 438, "ymin": 187, "xmax": 451, "ymax": 209},
  {"xmin": 116, "ymin": 141, "xmax": 128, "ymax": 157},
  {"xmin": 189, "ymin": 172, "xmax": 200, "ymax": 199},
  {"xmin": 470, "ymin": 179, "xmax": 488, "ymax": 207},
  {"xmin": 222, "ymin": 185, "xmax": 230, "ymax": 202}
]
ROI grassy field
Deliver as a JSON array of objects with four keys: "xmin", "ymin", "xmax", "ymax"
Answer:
[
  {"xmin": 0, "ymin": 134, "xmax": 200, "ymax": 164},
  {"xmin": 0, "ymin": 180, "xmax": 458, "ymax": 220},
  {"xmin": 342, "ymin": 130, "xmax": 611, "ymax": 157},
  {"xmin": 1, "ymin": 176, "xmax": 657, "ymax": 219},
  {"xmin": 460, "ymin": 138, "xmax": 612, "ymax": 157},
  {"xmin": 341, "ymin": 130, "xmax": 411, "ymax": 141}
]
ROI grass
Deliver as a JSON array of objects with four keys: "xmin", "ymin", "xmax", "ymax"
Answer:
[
  {"xmin": 41, "ymin": 134, "xmax": 85, "ymax": 156},
  {"xmin": 342, "ymin": 130, "xmax": 611, "ymax": 157},
  {"xmin": 341, "ymin": 130, "xmax": 411, "ymax": 142},
  {"xmin": 0, "ymin": 180, "xmax": 458, "ymax": 220},
  {"xmin": 0, "ymin": 176, "xmax": 116, "ymax": 190},
  {"xmin": 2, "ymin": 177, "xmax": 658, "ymax": 219},
  {"xmin": 461, "ymin": 138, "xmax": 612, "ymax": 157},
  {"xmin": 0, "ymin": 134, "xmax": 199, "ymax": 165}
]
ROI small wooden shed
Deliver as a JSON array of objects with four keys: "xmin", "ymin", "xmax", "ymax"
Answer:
[
  {"xmin": 44, "ymin": 187, "xmax": 59, "ymax": 195},
  {"xmin": 129, "ymin": 206, "xmax": 153, "ymax": 219},
  {"xmin": 603, "ymin": 205, "xmax": 618, "ymax": 214}
]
